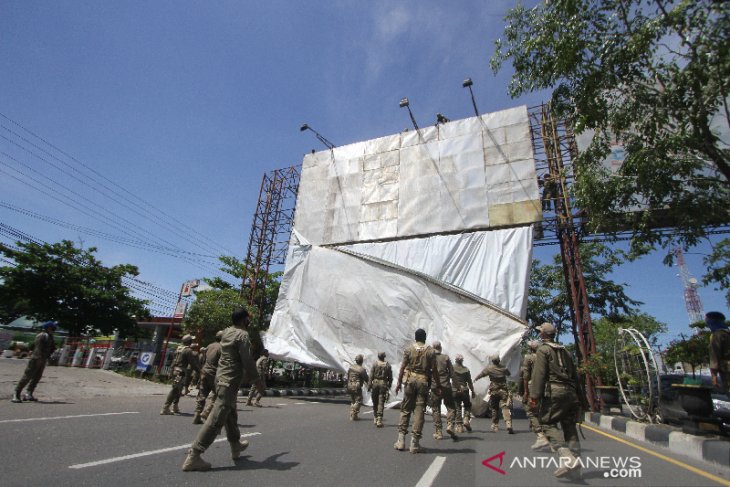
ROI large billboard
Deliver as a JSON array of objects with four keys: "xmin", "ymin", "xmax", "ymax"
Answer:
[{"xmin": 294, "ymin": 105, "xmax": 540, "ymax": 246}]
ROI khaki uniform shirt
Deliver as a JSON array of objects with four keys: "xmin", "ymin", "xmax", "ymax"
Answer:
[
  {"xmin": 432, "ymin": 352, "xmax": 453, "ymax": 389},
  {"xmin": 451, "ymin": 363, "xmax": 474, "ymax": 393},
  {"xmin": 710, "ymin": 329, "xmax": 730, "ymax": 371},
  {"xmin": 31, "ymin": 331, "xmax": 55, "ymax": 360},
  {"xmin": 402, "ymin": 341, "xmax": 437, "ymax": 380},
  {"xmin": 172, "ymin": 345, "xmax": 199, "ymax": 373},
  {"xmin": 256, "ymin": 356, "xmax": 269, "ymax": 376},
  {"xmin": 200, "ymin": 341, "xmax": 222, "ymax": 377},
  {"xmin": 529, "ymin": 340, "xmax": 578, "ymax": 400},
  {"xmin": 215, "ymin": 326, "xmax": 259, "ymax": 388},
  {"xmin": 519, "ymin": 352, "xmax": 536, "ymax": 395},
  {"xmin": 347, "ymin": 364, "xmax": 369, "ymax": 389},
  {"xmin": 369, "ymin": 360, "xmax": 393, "ymax": 387}
]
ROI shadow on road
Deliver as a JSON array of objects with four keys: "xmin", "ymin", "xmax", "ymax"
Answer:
[{"xmin": 216, "ymin": 452, "xmax": 299, "ymax": 472}]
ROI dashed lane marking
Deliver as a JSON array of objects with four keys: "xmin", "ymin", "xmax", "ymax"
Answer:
[
  {"xmin": 0, "ymin": 412, "xmax": 139, "ymax": 424},
  {"xmin": 68, "ymin": 432, "xmax": 261, "ymax": 469},
  {"xmin": 415, "ymin": 456, "xmax": 446, "ymax": 487}
]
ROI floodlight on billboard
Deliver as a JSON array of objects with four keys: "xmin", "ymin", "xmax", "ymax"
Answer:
[{"xmin": 293, "ymin": 105, "xmax": 541, "ymax": 246}]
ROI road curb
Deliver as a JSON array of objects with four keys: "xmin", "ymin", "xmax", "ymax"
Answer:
[
  {"xmin": 240, "ymin": 387, "xmax": 347, "ymax": 397},
  {"xmin": 584, "ymin": 412, "xmax": 730, "ymax": 467}
]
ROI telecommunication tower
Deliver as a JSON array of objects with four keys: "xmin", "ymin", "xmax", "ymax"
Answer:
[{"xmin": 673, "ymin": 247, "xmax": 704, "ymax": 325}]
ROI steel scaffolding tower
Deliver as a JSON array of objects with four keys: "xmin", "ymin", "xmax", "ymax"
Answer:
[
  {"xmin": 241, "ymin": 166, "xmax": 300, "ymax": 315},
  {"xmin": 529, "ymin": 104, "xmax": 599, "ymax": 409}
]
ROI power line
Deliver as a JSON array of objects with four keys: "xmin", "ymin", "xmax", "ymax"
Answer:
[
  {"xmin": 0, "ymin": 158, "xmax": 225, "ymax": 275},
  {"xmin": 0, "ymin": 131, "xmax": 228, "ymax": 259},
  {"xmin": 0, "ymin": 113, "xmax": 234, "ymax": 256},
  {"xmin": 0, "ymin": 223, "xmax": 184, "ymax": 313},
  {"xmin": 0, "ymin": 200, "xmax": 218, "ymax": 260}
]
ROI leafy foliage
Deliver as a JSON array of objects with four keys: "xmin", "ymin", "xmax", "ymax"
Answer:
[
  {"xmin": 581, "ymin": 314, "xmax": 667, "ymax": 385},
  {"xmin": 703, "ymin": 238, "xmax": 730, "ymax": 306},
  {"xmin": 663, "ymin": 332, "xmax": 711, "ymax": 377},
  {"xmin": 527, "ymin": 242, "xmax": 642, "ymax": 341},
  {"xmin": 0, "ymin": 240, "xmax": 149, "ymax": 337},
  {"xmin": 183, "ymin": 255, "xmax": 282, "ymax": 348},
  {"xmin": 181, "ymin": 288, "xmax": 251, "ymax": 344},
  {"xmin": 493, "ymin": 0, "xmax": 730, "ymax": 292}
]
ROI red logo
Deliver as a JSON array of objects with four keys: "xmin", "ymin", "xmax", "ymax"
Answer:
[{"xmin": 482, "ymin": 451, "xmax": 507, "ymax": 475}]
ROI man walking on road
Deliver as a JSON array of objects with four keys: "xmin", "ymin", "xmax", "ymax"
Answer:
[
  {"xmin": 394, "ymin": 328, "xmax": 443, "ymax": 454},
  {"xmin": 474, "ymin": 354, "xmax": 513, "ymax": 433},
  {"xmin": 193, "ymin": 330, "xmax": 223, "ymax": 424},
  {"xmin": 346, "ymin": 354, "xmax": 369, "ymax": 420},
  {"xmin": 11, "ymin": 321, "xmax": 57, "ymax": 403},
  {"xmin": 182, "ymin": 308, "xmax": 265, "ymax": 472},
  {"xmin": 528, "ymin": 322, "xmax": 583, "ymax": 480},
  {"xmin": 368, "ymin": 351, "xmax": 392, "ymax": 427},
  {"xmin": 160, "ymin": 334, "xmax": 199, "ymax": 415},
  {"xmin": 430, "ymin": 341, "xmax": 458, "ymax": 441},
  {"xmin": 451, "ymin": 354, "xmax": 475, "ymax": 433},
  {"xmin": 520, "ymin": 340, "xmax": 549, "ymax": 450},
  {"xmin": 247, "ymin": 349, "xmax": 270, "ymax": 407}
]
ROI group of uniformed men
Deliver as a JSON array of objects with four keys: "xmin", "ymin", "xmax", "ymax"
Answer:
[
  {"xmin": 156, "ymin": 308, "xmax": 266, "ymax": 472},
  {"xmin": 346, "ymin": 323, "xmax": 584, "ymax": 480}
]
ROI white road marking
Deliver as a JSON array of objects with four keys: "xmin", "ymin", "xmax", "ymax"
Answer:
[
  {"xmin": 415, "ymin": 456, "xmax": 446, "ymax": 487},
  {"xmin": 0, "ymin": 412, "xmax": 139, "ymax": 424},
  {"xmin": 361, "ymin": 410, "xmax": 374, "ymax": 415},
  {"xmin": 68, "ymin": 432, "xmax": 261, "ymax": 469},
  {"xmin": 294, "ymin": 402, "xmax": 307, "ymax": 405},
  {"xmin": 276, "ymin": 403, "xmax": 288, "ymax": 406}
]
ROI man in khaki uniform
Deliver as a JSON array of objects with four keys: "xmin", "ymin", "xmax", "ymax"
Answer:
[
  {"xmin": 193, "ymin": 330, "xmax": 223, "ymax": 424},
  {"xmin": 528, "ymin": 322, "xmax": 582, "ymax": 480},
  {"xmin": 394, "ymin": 328, "xmax": 443, "ymax": 454},
  {"xmin": 520, "ymin": 340, "xmax": 549, "ymax": 449},
  {"xmin": 430, "ymin": 341, "xmax": 458, "ymax": 440},
  {"xmin": 475, "ymin": 354, "xmax": 513, "ymax": 433},
  {"xmin": 346, "ymin": 354, "xmax": 369, "ymax": 420},
  {"xmin": 368, "ymin": 352, "xmax": 392, "ymax": 427},
  {"xmin": 247, "ymin": 349, "xmax": 270, "ymax": 407},
  {"xmin": 182, "ymin": 308, "xmax": 265, "ymax": 471},
  {"xmin": 11, "ymin": 321, "xmax": 57, "ymax": 403},
  {"xmin": 451, "ymin": 354, "xmax": 475, "ymax": 433},
  {"xmin": 161, "ymin": 334, "xmax": 200, "ymax": 415},
  {"xmin": 707, "ymin": 311, "xmax": 730, "ymax": 396}
]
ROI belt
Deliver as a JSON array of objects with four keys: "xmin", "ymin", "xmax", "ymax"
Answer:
[{"xmin": 408, "ymin": 372, "xmax": 429, "ymax": 381}]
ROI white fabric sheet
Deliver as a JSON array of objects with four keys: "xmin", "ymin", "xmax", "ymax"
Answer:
[
  {"xmin": 264, "ymin": 231, "xmax": 528, "ymax": 395},
  {"xmin": 339, "ymin": 227, "xmax": 533, "ymax": 319},
  {"xmin": 294, "ymin": 106, "xmax": 540, "ymax": 246}
]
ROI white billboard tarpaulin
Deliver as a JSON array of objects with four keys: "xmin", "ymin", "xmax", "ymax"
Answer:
[
  {"xmin": 339, "ymin": 227, "xmax": 533, "ymax": 318},
  {"xmin": 265, "ymin": 106, "xmax": 538, "ymax": 385},
  {"xmin": 294, "ymin": 106, "xmax": 540, "ymax": 246},
  {"xmin": 264, "ymin": 229, "xmax": 529, "ymax": 383}
]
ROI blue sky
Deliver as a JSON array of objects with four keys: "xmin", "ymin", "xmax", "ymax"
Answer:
[{"xmin": 0, "ymin": 1, "xmax": 726, "ymax": 343}]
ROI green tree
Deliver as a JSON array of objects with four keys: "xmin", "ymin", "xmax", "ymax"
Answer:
[
  {"xmin": 492, "ymin": 0, "xmax": 730, "ymax": 290},
  {"xmin": 0, "ymin": 240, "xmax": 149, "ymax": 337},
  {"xmin": 181, "ymin": 288, "xmax": 251, "ymax": 344},
  {"xmin": 582, "ymin": 313, "xmax": 667, "ymax": 385},
  {"xmin": 183, "ymin": 255, "xmax": 282, "ymax": 350},
  {"xmin": 528, "ymin": 242, "xmax": 642, "ymax": 343},
  {"xmin": 703, "ymin": 238, "xmax": 730, "ymax": 306},
  {"xmin": 664, "ymin": 332, "xmax": 711, "ymax": 378},
  {"xmin": 204, "ymin": 255, "xmax": 281, "ymax": 330}
]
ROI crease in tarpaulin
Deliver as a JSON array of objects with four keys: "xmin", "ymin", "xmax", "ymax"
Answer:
[{"xmin": 332, "ymin": 246, "xmax": 526, "ymax": 327}]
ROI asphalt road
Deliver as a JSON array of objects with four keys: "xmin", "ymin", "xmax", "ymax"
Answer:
[{"xmin": 1, "ymin": 360, "xmax": 729, "ymax": 487}]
